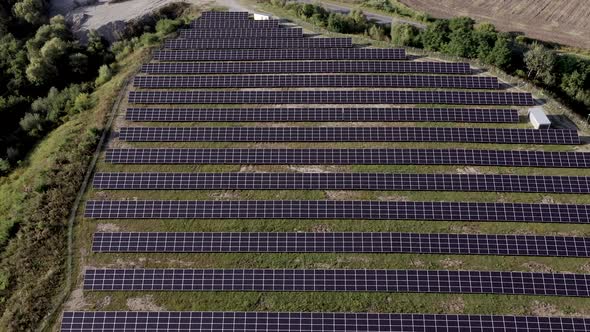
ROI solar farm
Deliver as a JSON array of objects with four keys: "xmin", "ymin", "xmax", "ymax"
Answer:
[{"xmin": 62, "ymin": 11, "xmax": 590, "ymax": 332}]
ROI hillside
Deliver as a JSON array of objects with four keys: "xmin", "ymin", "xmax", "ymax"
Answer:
[{"xmin": 399, "ymin": 0, "xmax": 590, "ymax": 48}]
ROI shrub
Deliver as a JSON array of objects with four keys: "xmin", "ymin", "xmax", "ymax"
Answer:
[
  {"xmin": 94, "ymin": 65, "xmax": 113, "ymax": 86},
  {"xmin": 19, "ymin": 113, "xmax": 44, "ymax": 137}
]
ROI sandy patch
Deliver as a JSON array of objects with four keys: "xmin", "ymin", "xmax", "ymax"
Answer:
[
  {"xmin": 289, "ymin": 165, "xmax": 338, "ymax": 173},
  {"xmin": 209, "ymin": 191, "xmax": 239, "ymax": 200},
  {"xmin": 325, "ymin": 190, "xmax": 363, "ymax": 200},
  {"xmin": 522, "ymin": 262, "xmax": 554, "ymax": 273},
  {"xmin": 441, "ymin": 297, "xmax": 465, "ymax": 313},
  {"xmin": 456, "ymin": 167, "xmax": 482, "ymax": 174},
  {"xmin": 530, "ymin": 301, "xmax": 563, "ymax": 317},
  {"xmin": 96, "ymin": 223, "xmax": 121, "ymax": 232},
  {"xmin": 63, "ymin": 289, "xmax": 90, "ymax": 311},
  {"xmin": 410, "ymin": 259, "xmax": 425, "ymax": 268},
  {"xmin": 540, "ymin": 196, "xmax": 556, "ymax": 204},
  {"xmin": 377, "ymin": 194, "xmax": 409, "ymax": 201},
  {"xmin": 127, "ymin": 295, "xmax": 166, "ymax": 311},
  {"xmin": 311, "ymin": 224, "xmax": 332, "ymax": 233},
  {"xmin": 449, "ymin": 225, "xmax": 481, "ymax": 234},
  {"xmin": 440, "ymin": 258, "xmax": 463, "ymax": 268}
]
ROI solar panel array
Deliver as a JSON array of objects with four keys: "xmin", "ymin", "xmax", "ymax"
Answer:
[
  {"xmin": 104, "ymin": 148, "xmax": 590, "ymax": 168},
  {"xmin": 153, "ymin": 49, "xmax": 407, "ymax": 61},
  {"xmin": 84, "ymin": 200, "xmax": 590, "ymax": 223},
  {"xmin": 92, "ymin": 172, "xmax": 590, "ymax": 193},
  {"xmin": 83, "ymin": 268, "xmax": 590, "ymax": 296},
  {"xmin": 141, "ymin": 61, "xmax": 470, "ymax": 74},
  {"xmin": 179, "ymin": 28, "xmax": 304, "ymax": 39},
  {"xmin": 125, "ymin": 107, "xmax": 519, "ymax": 123},
  {"xmin": 117, "ymin": 127, "xmax": 579, "ymax": 144},
  {"xmin": 62, "ymin": 311, "xmax": 590, "ymax": 332},
  {"xmin": 92, "ymin": 232, "xmax": 590, "ymax": 257},
  {"xmin": 199, "ymin": 11, "xmax": 250, "ymax": 20},
  {"xmin": 164, "ymin": 38, "xmax": 353, "ymax": 49},
  {"xmin": 128, "ymin": 91, "xmax": 535, "ymax": 105},
  {"xmin": 189, "ymin": 20, "xmax": 279, "ymax": 29},
  {"xmin": 133, "ymin": 75, "xmax": 499, "ymax": 89}
]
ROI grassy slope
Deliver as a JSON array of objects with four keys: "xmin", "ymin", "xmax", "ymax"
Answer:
[{"xmin": 70, "ymin": 9, "xmax": 590, "ymax": 319}]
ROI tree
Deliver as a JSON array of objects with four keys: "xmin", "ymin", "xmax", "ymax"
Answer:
[
  {"xmin": 69, "ymin": 53, "xmax": 88, "ymax": 74},
  {"xmin": 12, "ymin": 0, "xmax": 46, "ymax": 25},
  {"xmin": 489, "ymin": 35, "xmax": 512, "ymax": 68},
  {"xmin": 443, "ymin": 17, "xmax": 476, "ymax": 58},
  {"xmin": 524, "ymin": 42, "xmax": 556, "ymax": 85},
  {"xmin": 94, "ymin": 65, "xmax": 112, "ymax": 86},
  {"xmin": 26, "ymin": 57, "xmax": 56, "ymax": 85},
  {"xmin": 19, "ymin": 112, "xmax": 44, "ymax": 137},
  {"xmin": 421, "ymin": 20, "xmax": 449, "ymax": 51},
  {"xmin": 327, "ymin": 13, "xmax": 346, "ymax": 33},
  {"xmin": 391, "ymin": 23, "xmax": 419, "ymax": 46}
]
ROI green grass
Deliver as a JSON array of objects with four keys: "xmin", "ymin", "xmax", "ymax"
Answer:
[{"xmin": 67, "ymin": 6, "xmax": 590, "ymax": 319}]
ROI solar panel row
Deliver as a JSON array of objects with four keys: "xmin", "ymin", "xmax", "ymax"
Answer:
[
  {"xmin": 117, "ymin": 127, "xmax": 579, "ymax": 144},
  {"xmin": 84, "ymin": 200, "xmax": 590, "ymax": 223},
  {"xmin": 104, "ymin": 148, "xmax": 590, "ymax": 168},
  {"xmin": 179, "ymin": 28, "xmax": 303, "ymax": 39},
  {"xmin": 132, "ymin": 75, "xmax": 499, "ymax": 89},
  {"xmin": 83, "ymin": 269, "xmax": 590, "ymax": 296},
  {"xmin": 92, "ymin": 232, "xmax": 590, "ymax": 257},
  {"xmin": 189, "ymin": 20, "xmax": 280, "ymax": 28},
  {"xmin": 164, "ymin": 38, "xmax": 352, "ymax": 49},
  {"xmin": 125, "ymin": 107, "xmax": 519, "ymax": 123},
  {"xmin": 128, "ymin": 91, "xmax": 534, "ymax": 105},
  {"xmin": 61, "ymin": 311, "xmax": 590, "ymax": 332},
  {"xmin": 140, "ymin": 61, "xmax": 470, "ymax": 74},
  {"xmin": 199, "ymin": 11, "xmax": 250, "ymax": 20},
  {"xmin": 152, "ymin": 49, "xmax": 407, "ymax": 61},
  {"xmin": 92, "ymin": 172, "xmax": 590, "ymax": 193}
]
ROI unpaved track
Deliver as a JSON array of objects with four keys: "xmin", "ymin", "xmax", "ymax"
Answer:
[{"xmin": 399, "ymin": 0, "xmax": 590, "ymax": 48}]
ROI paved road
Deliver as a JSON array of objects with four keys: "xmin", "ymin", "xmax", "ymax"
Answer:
[{"xmin": 293, "ymin": 0, "xmax": 426, "ymax": 28}]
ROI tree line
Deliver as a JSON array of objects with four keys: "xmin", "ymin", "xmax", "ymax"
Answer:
[{"xmin": 269, "ymin": 0, "xmax": 590, "ymax": 116}]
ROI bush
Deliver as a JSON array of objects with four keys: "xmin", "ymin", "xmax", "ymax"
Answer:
[
  {"xmin": 19, "ymin": 113, "xmax": 44, "ymax": 137},
  {"xmin": 391, "ymin": 23, "xmax": 420, "ymax": 46},
  {"xmin": 94, "ymin": 65, "xmax": 113, "ymax": 86},
  {"xmin": 155, "ymin": 19, "xmax": 182, "ymax": 36}
]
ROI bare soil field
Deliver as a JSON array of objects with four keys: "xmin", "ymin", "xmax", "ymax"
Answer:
[{"xmin": 399, "ymin": 0, "xmax": 590, "ymax": 48}]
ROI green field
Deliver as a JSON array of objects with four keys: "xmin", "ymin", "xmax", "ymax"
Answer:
[{"xmin": 67, "ymin": 13, "xmax": 590, "ymax": 320}]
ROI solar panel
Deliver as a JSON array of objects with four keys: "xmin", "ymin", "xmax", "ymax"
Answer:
[
  {"xmin": 199, "ymin": 11, "xmax": 250, "ymax": 20},
  {"xmin": 152, "ymin": 49, "xmax": 406, "ymax": 61},
  {"xmin": 60, "ymin": 311, "xmax": 590, "ymax": 332},
  {"xmin": 92, "ymin": 232, "xmax": 590, "ymax": 257},
  {"xmin": 117, "ymin": 127, "xmax": 579, "ymax": 144},
  {"xmin": 190, "ymin": 19, "xmax": 279, "ymax": 28},
  {"xmin": 104, "ymin": 148, "xmax": 590, "ymax": 168},
  {"xmin": 125, "ymin": 107, "xmax": 519, "ymax": 123},
  {"xmin": 132, "ymin": 75, "xmax": 499, "ymax": 89},
  {"xmin": 179, "ymin": 28, "xmax": 303, "ymax": 39},
  {"xmin": 127, "ymin": 91, "xmax": 534, "ymax": 105},
  {"xmin": 140, "ymin": 61, "xmax": 470, "ymax": 74},
  {"xmin": 164, "ymin": 38, "xmax": 352, "ymax": 49},
  {"xmin": 92, "ymin": 172, "xmax": 590, "ymax": 193},
  {"xmin": 83, "ymin": 200, "xmax": 590, "ymax": 223},
  {"xmin": 83, "ymin": 268, "xmax": 590, "ymax": 296}
]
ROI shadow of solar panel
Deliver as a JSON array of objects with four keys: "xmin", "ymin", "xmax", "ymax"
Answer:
[
  {"xmin": 92, "ymin": 172, "xmax": 590, "ymax": 193},
  {"xmin": 92, "ymin": 232, "xmax": 590, "ymax": 257},
  {"xmin": 127, "ymin": 91, "xmax": 534, "ymax": 105},
  {"xmin": 82, "ymin": 268, "xmax": 590, "ymax": 296},
  {"xmin": 179, "ymin": 28, "xmax": 304, "ymax": 39},
  {"xmin": 140, "ymin": 61, "xmax": 470, "ymax": 74},
  {"xmin": 189, "ymin": 20, "xmax": 279, "ymax": 28},
  {"xmin": 152, "ymin": 49, "xmax": 406, "ymax": 61},
  {"xmin": 164, "ymin": 38, "xmax": 352, "ymax": 49},
  {"xmin": 132, "ymin": 75, "xmax": 498, "ymax": 89},
  {"xmin": 83, "ymin": 200, "xmax": 590, "ymax": 223},
  {"xmin": 60, "ymin": 311, "xmax": 590, "ymax": 332},
  {"xmin": 104, "ymin": 148, "xmax": 590, "ymax": 168},
  {"xmin": 117, "ymin": 127, "xmax": 579, "ymax": 144},
  {"xmin": 200, "ymin": 11, "xmax": 250, "ymax": 20},
  {"xmin": 125, "ymin": 107, "xmax": 519, "ymax": 123}
]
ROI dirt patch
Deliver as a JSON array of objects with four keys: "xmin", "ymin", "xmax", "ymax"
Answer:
[
  {"xmin": 410, "ymin": 259, "xmax": 425, "ymax": 268},
  {"xmin": 311, "ymin": 224, "xmax": 332, "ymax": 233},
  {"xmin": 325, "ymin": 190, "xmax": 363, "ymax": 200},
  {"xmin": 289, "ymin": 165, "xmax": 339, "ymax": 173},
  {"xmin": 377, "ymin": 194, "xmax": 409, "ymax": 201},
  {"xmin": 441, "ymin": 296, "xmax": 465, "ymax": 313},
  {"xmin": 449, "ymin": 224, "xmax": 481, "ymax": 234},
  {"xmin": 456, "ymin": 167, "xmax": 482, "ymax": 174},
  {"xmin": 337, "ymin": 256, "xmax": 370, "ymax": 264},
  {"xmin": 209, "ymin": 191, "xmax": 240, "ymax": 200},
  {"xmin": 398, "ymin": 0, "xmax": 590, "ymax": 48},
  {"xmin": 522, "ymin": 262, "xmax": 554, "ymax": 273},
  {"xmin": 126, "ymin": 295, "xmax": 166, "ymax": 311},
  {"xmin": 63, "ymin": 289, "xmax": 90, "ymax": 311},
  {"xmin": 96, "ymin": 296, "xmax": 112, "ymax": 309},
  {"xmin": 96, "ymin": 223, "xmax": 121, "ymax": 232},
  {"xmin": 540, "ymin": 196, "xmax": 556, "ymax": 204},
  {"xmin": 581, "ymin": 262, "xmax": 590, "ymax": 273},
  {"xmin": 440, "ymin": 258, "xmax": 463, "ymax": 268},
  {"xmin": 530, "ymin": 301, "xmax": 563, "ymax": 317}
]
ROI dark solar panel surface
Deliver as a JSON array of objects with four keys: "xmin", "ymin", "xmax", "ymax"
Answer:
[
  {"xmin": 199, "ymin": 11, "xmax": 250, "ymax": 20},
  {"xmin": 152, "ymin": 49, "xmax": 406, "ymax": 61},
  {"xmin": 127, "ymin": 91, "xmax": 535, "ymax": 105},
  {"xmin": 132, "ymin": 75, "xmax": 499, "ymax": 89},
  {"xmin": 140, "ymin": 61, "xmax": 470, "ymax": 74},
  {"xmin": 125, "ymin": 107, "xmax": 519, "ymax": 123},
  {"xmin": 117, "ymin": 127, "xmax": 579, "ymax": 144},
  {"xmin": 92, "ymin": 232, "xmax": 590, "ymax": 257},
  {"xmin": 179, "ymin": 28, "xmax": 303, "ymax": 39},
  {"xmin": 83, "ymin": 200, "xmax": 590, "ymax": 223},
  {"xmin": 83, "ymin": 268, "xmax": 590, "ymax": 296},
  {"xmin": 60, "ymin": 311, "xmax": 590, "ymax": 332},
  {"xmin": 104, "ymin": 148, "xmax": 590, "ymax": 168},
  {"xmin": 163, "ymin": 38, "xmax": 352, "ymax": 49},
  {"xmin": 189, "ymin": 20, "xmax": 279, "ymax": 28},
  {"xmin": 92, "ymin": 172, "xmax": 590, "ymax": 193}
]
